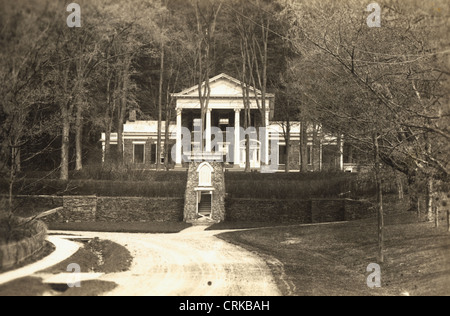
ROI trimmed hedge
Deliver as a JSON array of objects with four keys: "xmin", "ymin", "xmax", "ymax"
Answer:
[
  {"xmin": 20, "ymin": 166, "xmax": 188, "ymax": 182},
  {"xmin": 0, "ymin": 178, "xmax": 186, "ymax": 198},
  {"xmin": 225, "ymin": 172, "xmax": 397, "ymax": 199}
]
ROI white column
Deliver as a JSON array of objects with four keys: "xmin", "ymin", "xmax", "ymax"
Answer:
[
  {"xmin": 319, "ymin": 142, "xmax": 323, "ymax": 171},
  {"xmin": 176, "ymin": 109, "xmax": 182, "ymax": 165},
  {"xmin": 234, "ymin": 109, "xmax": 241, "ymax": 165},
  {"xmin": 339, "ymin": 136, "xmax": 344, "ymax": 171},
  {"xmin": 264, "ymin": 110, "xmax": 270, "ymax": 164},
  {"xmin": 206, "ymin": 108, "xmax": 212, "ymax": 152}
]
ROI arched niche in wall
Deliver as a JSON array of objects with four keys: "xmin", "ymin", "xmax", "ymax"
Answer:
[{"xmin": 197, "ymin": 162, "xmax": 214, "ymax": 187}]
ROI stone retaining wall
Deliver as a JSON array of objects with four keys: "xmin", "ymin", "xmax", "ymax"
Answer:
[
  {"xmin": 0, "ymin": 195, "xmax": 63, "ymax": 217},
  {"xmin": 97, "ymin": 197, "xmax": 184, "ymax": 222},
  {"xmin": 0, "ymin": 220, "xmax": 47, "ymax": 270},
  {"xmin": 225, "ymin": 199, "xmax": 312, "ymax": 223},
  {"xmin": 42, "ymin": 196, "xmax": 184, "ymax": 223},
  {"xmin": 6, "ymin": 194, "xmax": 373, "ymax": 224},
  {"xmin": 225, "ymin": 198, "xmax": 374, "ymax": 223}
]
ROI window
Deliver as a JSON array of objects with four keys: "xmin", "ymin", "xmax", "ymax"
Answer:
[
  {"xmin": 150, "ymin": 144, "xmax": 157, "ymax": 164},
  {"xmin": 134, "ymin": 144, "xmax": 145, "ymax": 164},
  {"xmin": 279, "ymin": 145, "xmax": 287, "ymax": 165},
  {"xmin": 307, "ymin": 145, "xmax": 313, "ymax": 165},
  {"xmin": 343, "ymin": 143, "xmax": 353, "ymax": 164}
]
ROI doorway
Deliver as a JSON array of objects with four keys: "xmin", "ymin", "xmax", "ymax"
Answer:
[{"xmin": 197, "ymin": 191, "xmax": 212, "ymax": 219}]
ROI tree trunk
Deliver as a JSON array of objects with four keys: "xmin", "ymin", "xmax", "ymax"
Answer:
[
  {"xmin": 396, "ymin": 172, "xmax": 404, "ymax": 200},
  {"xmin": 157, "ymin": 45, "xmax": 164, "ymax": 171},
  {"xmin": 426, "ymin": 177, "xmax": 434, "ymax": 222},
  {"xmin": 75, "ymin": 101, "xmax": 83, "ymax": 171},
  {"xmin": 300, "ymin": 121, "xmax": 308, "ymax": 172},
  {"xmin": 336, "ymin": 133, "xmax": 342, "ymax": 171},
  {"xmin": 60, "ymin": 106, "xmax": 70, "ymax": 181},
  {"xmin": 285, "ymin": 123, "xmax": 291, "ymax": 173},
  {"xmin": 11, "ymin": 147, "xmax": 21, "ymax": 173},
  {"xmin": 8, "ymin": 145, "xmax": 19, "ymax": 216},
  {"xmin": 104, "ymin": 50, "xmax": 112, "ymax": 164},
  {"xmin": 312, "ymin": 123, "xmax": 317, "ymax": 171},
  {"xmin": 407, "ymin": 173, "xmax": 419, "ymax": 215},
  {"xmin": 117, "ymin": 57, "xmax": 130, "ymax": 166},
  {"xmin": 164, "ymin": 98, "xmax": 171, "ymax": 171},
  {"xmin": 104, "ymin": 131, "xmax": 111, "ymax": 164},
  {"xmin": 373, "ymin": 134, "xmax": 384, "ymax": 263},
  {"xmin": 425, "ymin": 131, "xmax": 434, "ymax": 222}
]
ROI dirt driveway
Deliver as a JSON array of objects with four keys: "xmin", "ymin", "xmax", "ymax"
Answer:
[{"xmin": 51, "ymin": 225, "xmax": 281, "ymax": 296}]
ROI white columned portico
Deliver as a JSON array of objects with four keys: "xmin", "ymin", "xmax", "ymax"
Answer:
[
  {"xmin": 206, "ymin": 108, "xmax": 212, "ymax": 153},
  {"xmin": 234, "ymin": 108, "xmax": 241, "ymax": 165},
  {"xmin": 176, "ymin": 108, "xmax": 182, "ymax": 165}
]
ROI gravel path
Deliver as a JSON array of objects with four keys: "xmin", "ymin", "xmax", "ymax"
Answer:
[{"xmin": 50, "ymin": 225, "xmax": 281, "ymax": 296}]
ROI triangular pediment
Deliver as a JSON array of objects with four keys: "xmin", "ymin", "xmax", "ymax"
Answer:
[{"xmin": 172, "ymin": 73, "xmax": 271, "ymax": 98}]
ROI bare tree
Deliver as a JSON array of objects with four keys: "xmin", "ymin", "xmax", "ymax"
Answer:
[{"xmin": 193, "ymin": 0, "xmax": 222, "ymax": 153}]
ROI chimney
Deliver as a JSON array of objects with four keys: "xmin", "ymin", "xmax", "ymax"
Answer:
[{"xmin": 129, "ymin": 110, "xmax": 136, "ymax": 122}]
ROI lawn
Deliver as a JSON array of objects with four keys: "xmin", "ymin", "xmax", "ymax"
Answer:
[
  {"xmin": 42, "ymin": 237, "xmax": 133, "ymax": 274},
  {"xmin": 0, "ymin": 238, "xmax": 132, "ymax": 296},
  {"xmin": 217, "ymin": 212, "xmax": 450, "ymax": 296},
  {"xmin": 48, "ymin": 221, "xmax": 191, "ymax": 233}
]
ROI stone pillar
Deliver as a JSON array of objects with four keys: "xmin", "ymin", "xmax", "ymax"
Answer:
[
  {"xmin": 339, "ymin": 136, "xmax": 344, "ymax": 171},
  {"xmin": 176, "ymin": 108, "xmax": 182, "ymax": 165},
  {"xmin": 206, "ymin": 108, "xmax": 212, "ymax": 153},
  {"xmin": 234, "ymin": 109, "xmax": 241, "ymax": 166}
]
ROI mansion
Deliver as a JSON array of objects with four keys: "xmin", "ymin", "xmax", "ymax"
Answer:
[{"xmin": 101, "ymin": 73, "xmax": 365, "ymax": 172}]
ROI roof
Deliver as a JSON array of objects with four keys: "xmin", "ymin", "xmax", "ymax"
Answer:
[
  {"xmin": 124, "ymin": 120, "xmax": 176, "ymax": 134},
  {"xmin": 171, "ymin": 73, "xmax": 275, "ymax": 99}
]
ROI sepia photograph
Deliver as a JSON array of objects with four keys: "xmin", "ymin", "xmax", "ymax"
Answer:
[{"xmin": 0, "ymin": 0, "xmax": 449, "ymax": 299}]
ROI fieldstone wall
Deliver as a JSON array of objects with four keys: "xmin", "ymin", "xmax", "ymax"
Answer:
[
  {"xmin": 0, "ymin": 195, "xmax": 63, "ymax": 217},
  {"xmin": 184, "ymin": 162, "xmax": 226, "ymax": 223},
  {"xmin": 62, "ymin": 195, "xmax": 97, "ymax": 222},
  {"xmin": 97, "ymin": 197, "xmax": 184, "ymax": 222},
  {"xmin": 43, "ymin": 196, "xmax": 183, "ymax": 223},
  {"xmin": 225, "ymin": 198, "xmax": 312, "ymax": 223},
  {"xmin": 225, "ymin": 198, "xmax": 373, "ymax": 223},
  {"xmin": 6, "ymin": 193, "xmax": 373, "ymax": 225},
  {"xmin": 0, "ymin": 220, "xmax": 47, "ymax": 270}
]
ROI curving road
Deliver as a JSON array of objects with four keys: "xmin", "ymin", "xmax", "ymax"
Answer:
[{"xmin": 51, "ymin": 226, "xmax": 281, "ymax": 296}]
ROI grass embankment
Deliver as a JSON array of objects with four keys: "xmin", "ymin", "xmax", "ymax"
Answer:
[
  {"xmin": 217, "ymin": 212, "xmax": 450, "ymax": 296},
  {"xmin": 0, "ymin": 238, "xmax": 133, "ymax": 296}
]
